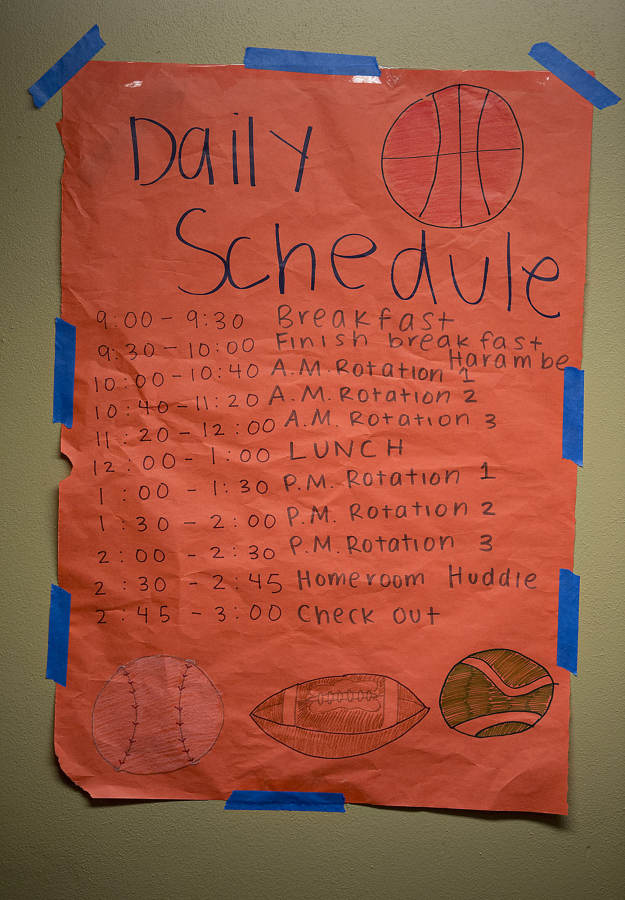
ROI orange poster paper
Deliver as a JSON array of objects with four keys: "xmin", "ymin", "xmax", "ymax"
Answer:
[{"xmin": 55, "ymin": 63, "xmax": 592, "ymax": 812}]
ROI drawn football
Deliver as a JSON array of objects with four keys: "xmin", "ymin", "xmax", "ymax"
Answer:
[
  {"xmin": 439, "ymin": 648, "xmax": 554, "ymax": 737},
  {"xmin": 250, "ymin": 673, "xmax": 429, "ymax": 758},
  {"xmin": 382, "ymin": 84, "xmax": 523, "ymax": 228},
  {"xmin": 92, "ymin": 655, "xmax": 224, "ymax": 774}
]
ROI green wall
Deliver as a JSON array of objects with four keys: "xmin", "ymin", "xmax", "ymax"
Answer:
[{"xmin": 2, "ymin": 2, "xmax": 623, "ymax": 897}]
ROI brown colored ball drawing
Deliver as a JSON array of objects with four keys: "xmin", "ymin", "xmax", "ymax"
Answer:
[
  {"xmin": 439, "ymin": 649, "xmax": 554, "ymax": 738},
  {"xmin": 251, "ymin": 673, "xmax": 429, "ymax": 758},
  {"xmin": 92, "ymin": 655, "xmax": 223, "ymax": 774}
]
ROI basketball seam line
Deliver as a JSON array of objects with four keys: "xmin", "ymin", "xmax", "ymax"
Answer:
[
  {"xmin": 475, "ymin": 89, "xmax": 491, "ymax": 216},
  {"xmin": 383, "ymin": 147, "xmax": 521, "ymax": 160},
  {"xmin": 419, "ymin": 93, "xmax": 442, "ymax": 219},
  {"xmin": 458, "ymin": 85, "xmax": 463, "ymax": 227}
]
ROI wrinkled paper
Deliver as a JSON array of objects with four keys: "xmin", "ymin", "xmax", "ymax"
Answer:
[{"xmin": 55, "ymin": 63, "xmax": 592, "ymax": 812}]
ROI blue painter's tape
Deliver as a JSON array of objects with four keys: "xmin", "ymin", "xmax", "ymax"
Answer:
[
  {"xmin": 244, "ymin": 47, "xmax": 380, "ymax": 77},
  {"xmin": 558, "ymin": 569, "xmax": 580, "ymax": 675},
  {"xmin": 225, "ymin": 791, "xmax": 345, "ymax": 812},
  {"xmin": 53, "ymin": 318, "xmax": 76, "ymax": 428},
  {"xmin": 29, "ymin": 25, "xmax": 105, "ymax": 108},
  {"xmin": 529, "ymin": 42, "xmax": 620, "ymax": 109},
  {"xmin": 46, "ymin": 585, "xmax": 71, "ymax": 686},
  {"xmin": 562, "ymin": 367, "xmax": 584, "ymax": 466}
]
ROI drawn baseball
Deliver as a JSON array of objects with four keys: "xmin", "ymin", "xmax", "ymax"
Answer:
[
  {"xmin": 92, "ymin": 655, "xmax": 223, "ymax": 774},
  {"xmin": 251, "ymin": 673, "xmax": 429, "ymax": 758},
  {"xmin": 439, "ymin": 648, "xmax": 554, "ymax": 737},
  {"xmin": 382, "ymin": 84, "xmax": 524, "ymax": 228}
]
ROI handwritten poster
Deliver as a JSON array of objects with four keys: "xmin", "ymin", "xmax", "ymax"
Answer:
[{"xmin": 55, "ymin": 62, "xmax": 592, "ymax": 812}]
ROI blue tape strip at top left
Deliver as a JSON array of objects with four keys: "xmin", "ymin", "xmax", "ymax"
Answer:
[
  {"xmin": 244, "ymin": 47, "xmax": 380, "ymax": 77},
  {"xmin": 29, "ymin": 24, "xmax": 105, "ymax": 108},
  {"xmin": 46, "ymin": 585, "xmax": 72, "ymax": 687},
  {"xmin": 225, "ymin": 791, "xmax": 346, "ymax": 812},
  {"xmin": 53, "ymin": 318, "xmax": 76, "ymax": 428}
]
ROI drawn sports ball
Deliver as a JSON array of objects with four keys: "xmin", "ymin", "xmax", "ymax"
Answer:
[
  {"xmin": 92, "ymin": 655, "xmax": 224, "ymax": 774},
  {"xmin": 439, "ymin": 649, "xmax": 554, "ymax": 738},
  {"xmin": 381, "ymin": 84, "xmax": 524, "ymax": 228},
  {"xmin": 250, "ymin": 673, "xmax": 429, "ymax": 758}
]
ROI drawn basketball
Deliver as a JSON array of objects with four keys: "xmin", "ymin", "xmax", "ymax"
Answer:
[
  {"xmin": 250, "ymin": 673, "xmax": 429, "ymax": 758},
  {"xmin": 382, "ymin": 84, "xmax": 524, "ymax": 228},
  {"xmin": 439, "ymin": 649, "xmax": 554, "ymax": 737},
  {"xmin": 92, "ymin": 655, "xmax": 223, "ymax": 774}
]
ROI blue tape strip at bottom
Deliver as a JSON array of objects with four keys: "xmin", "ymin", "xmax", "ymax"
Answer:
[
  {"xmin": 562, "ymin": 366, "xmax": 584, "ymax": 466},
  {"xmin": 529, "ymin": 42, "xmax": 620, "ymax": 109},
  {"xmin": 244, "ymin": 47, "xmax": 380, "ymax": 77},
  {"xmin": 29, "ymin": 25, "xmax": 105, "ymax": 108},
  {"xmin": 225, "ymin": 791, "xmax": 345, "ymax": 812},
  {"xmin": 46, "ymin": 585, "xmax": 71, "ymax": 686},
  {"xmin": 558, "ymin": 569, "xmax": 580, "ymax": 675},
  {"xmin": 53, "ymin": 318, "xmax": 76, "ymax": 428}
]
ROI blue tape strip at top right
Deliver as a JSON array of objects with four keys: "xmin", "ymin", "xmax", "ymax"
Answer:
[
  {"xmin": 225, "ymin": 790, "xmax": 346, "ymax": 812},
  {"xmin": 529, "ymin": 42, "xmax": 620, "ymax": 109},
  {"xmin": 244, "ymin": 47, "xmax": 380, "ymax": 77}
]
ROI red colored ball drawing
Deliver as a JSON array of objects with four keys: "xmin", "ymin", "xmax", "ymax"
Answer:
[
  {"xmin": 250, "ymin": 673, "xmax": 429, "ymax": 758},
  {"xmin": 439, "ymin": 649, "xmax": 554, "ymax": 738},
  {"xmin": 382, "ymin": 84, "xmax": 524, "ymax": 228},
  {"xmin": 92, "ymin": 656, "xmax": 223, "ymax": 774}
]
